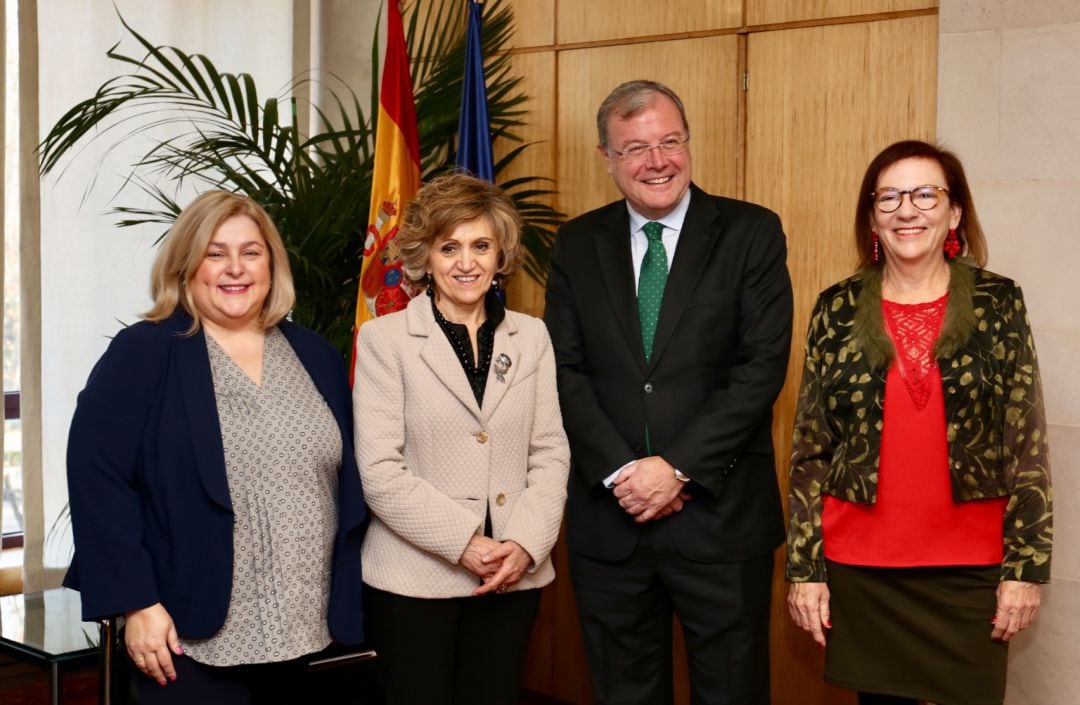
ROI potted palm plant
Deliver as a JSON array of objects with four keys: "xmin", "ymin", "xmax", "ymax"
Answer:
[{"xmin": 38, "ymin": 0, "xmax": 560, "ymax": 358}]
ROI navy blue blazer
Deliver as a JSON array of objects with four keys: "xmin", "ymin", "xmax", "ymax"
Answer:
[{"xmin": 64, "ymin": 311, "xmax": 366, "ymax": 644}]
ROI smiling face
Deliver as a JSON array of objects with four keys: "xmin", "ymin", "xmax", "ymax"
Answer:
[
  {"xmin": 872, "ymin": 157, "xmax": 961, "ymax": 268},
  {"xmin": 189, "ymin": 214, "xmax": 271, "ymax": 334},
  {"xmin": 600, "ymin": 95, "xmax": 691, "ymax": 220},
  {"xmin": 427, "ymin": 217, "xmax": 499, "ymax": 322}
]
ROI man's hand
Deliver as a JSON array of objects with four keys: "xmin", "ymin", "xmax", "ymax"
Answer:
[
  {"xmin": 612, "ymin": 456, "xmax": 685, "ymax": 523},
  {"xmin": 655, "ymin": 491, "xmax": 693, "ymax": 519}
]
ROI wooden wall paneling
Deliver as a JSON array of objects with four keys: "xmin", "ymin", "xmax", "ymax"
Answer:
[
  {"xmin": 557, "ymin": 0, "xmax": 741, "ymax": 46},
  {"xmin": 528, "ymin": 528, "xmax": 594, "ymax": 705},
  {"xmin": 744, "ymin": 15, "xmax": 937, "ymax": 705},
  {"xmin": 556, "ymin": 35, "xmax": 741, "ymax": 224},
  {"xmin": 501, "ymin": 0, "xmax": 555, "ymax": 49},
  {"xmin": 747, "ymin": 0, "xmax": 937, "ymax": 26},
  {"xmin": 487, "ymin": 48, "xmax": 568, "ymax": 698},
  {"xmin": 497, "ymin": 50, "xmax": 557, "ymax": 320}
]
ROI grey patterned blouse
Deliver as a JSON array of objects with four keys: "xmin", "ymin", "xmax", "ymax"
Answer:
[{"xmin": 184, "ymin": 327, "xmax": 341, "ymax": 666}]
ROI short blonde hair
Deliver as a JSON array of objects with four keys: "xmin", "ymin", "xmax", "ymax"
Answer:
[
  {"xmin": 392, "ymin": 173, "xmax": 523, "ymax": 287},
  {"xmin": 144, "ymin": 190, "xmax": 295, "ymax": 333}
]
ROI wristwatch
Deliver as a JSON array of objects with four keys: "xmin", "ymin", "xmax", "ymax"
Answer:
[{"xmin": 674, "ymin": 469, "xmax": 690, "ymax": 482}]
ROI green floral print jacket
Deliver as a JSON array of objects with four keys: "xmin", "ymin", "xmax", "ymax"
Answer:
[{"xmin": 786, "ymin": 261, "xmax": 1052, "ymax": 584}]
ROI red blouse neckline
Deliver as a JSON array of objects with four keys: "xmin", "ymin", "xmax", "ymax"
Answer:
[{"xmin": 881, "ymin": 293, "xmax": 948, "ymax": 411}]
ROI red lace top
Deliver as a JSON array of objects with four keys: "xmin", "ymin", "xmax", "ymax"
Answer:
[{"xmin": 823, "ymin": 293, "xmax": 1007, "ymax": 568}]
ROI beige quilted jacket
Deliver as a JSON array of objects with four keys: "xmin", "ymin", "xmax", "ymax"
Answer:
[{"xmin": 353, "ymin": 295, "xmax": 570, "ymax": 598}]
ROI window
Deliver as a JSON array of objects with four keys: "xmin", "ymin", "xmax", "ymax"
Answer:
[{"xmin": 3, "ymin": 0, "xmax": 23, "ymax": 549}]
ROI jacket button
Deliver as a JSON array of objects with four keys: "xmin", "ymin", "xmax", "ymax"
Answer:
[
  {"xmin": 643, "ymin": 383, "xmax": 654, "ymax": 394},
  {"xmin": 495, "ymin": 493, "xmax": 506, "ymax": 507},
  {"xmin": 476, "ymin": 431, "xmax": 489, "ymax": 444}
]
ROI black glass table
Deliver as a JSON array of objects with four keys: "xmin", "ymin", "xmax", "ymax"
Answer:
[{"xmin": 0, "ymin": 588, "xmax": 100, "ymax": 705}]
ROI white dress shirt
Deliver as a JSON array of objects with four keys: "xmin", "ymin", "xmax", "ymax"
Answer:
[
  {"xmin": 627, "ymin": 188, "xmax": 692, "ymax": 293},
  {"xmin": 605, "ymin": 188, "xmax": 693, "ymax": 488}
]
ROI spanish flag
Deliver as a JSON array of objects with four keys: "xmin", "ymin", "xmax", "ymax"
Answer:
[{"xmin": 355, "ymin": 0, "xmax": 421, "ymax": 337}]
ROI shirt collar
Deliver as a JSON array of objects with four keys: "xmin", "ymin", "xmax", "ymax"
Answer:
[
  {"xmin": 485, "ymin": 287, "xmax": 506, "ymax": 327},
  {"xmin": 429, "ymin": 286, "xmax": 506, "ymax": 330},
  {"xmin": 626, "ymin": 187, "xmax": 692, "ymax": 236}
]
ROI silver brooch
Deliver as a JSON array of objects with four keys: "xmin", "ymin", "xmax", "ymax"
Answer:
[{"xmin": 494, "ymin": 353, "xmax": 512, "ymax": 383}]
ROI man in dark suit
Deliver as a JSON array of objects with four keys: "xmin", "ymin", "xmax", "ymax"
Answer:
[{"xmin": 544, "ymin": 80, "xmax": 793, "ymax": 705}]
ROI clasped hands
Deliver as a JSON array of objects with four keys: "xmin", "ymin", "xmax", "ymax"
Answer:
[
  {"xmin": 460, "ymin": 535, "xmax": 533, "ymax": 596},
  {"xmin": 612, "ymin": 456, "xmax": 692, "ymax": 524}
]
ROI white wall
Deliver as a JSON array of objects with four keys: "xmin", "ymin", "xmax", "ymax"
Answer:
[
  {"xmin": 938, "ymin": 2, "xmax": 1080, "ymax": 703},
  {"xmin": 36, "ymin": 0, "xmax": 295, "ymax": 569}
]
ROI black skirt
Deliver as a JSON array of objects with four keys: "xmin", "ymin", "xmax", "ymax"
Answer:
[{"xmin": 824, "ymin": 560, "xmax": 1008, "ymax": 705}]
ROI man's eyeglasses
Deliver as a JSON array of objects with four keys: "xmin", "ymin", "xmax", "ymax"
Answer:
[
  {"xmin": 872, "ymin": 185, "xmax": 949, "ymax": 213},
  {"xmin": 607, "ymin": 136, "xmax": 690, "ymax": 163}
]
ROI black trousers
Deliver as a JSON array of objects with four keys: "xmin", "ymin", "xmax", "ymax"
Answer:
[
  {"xmin": 131, "ymin": 651, "xmax": 310, "ymax": 705},
  {"xmin": 365, "ymin": 585, "xmax": 542, "ymax": 705},
  {"xmin": 570, "ymin": 521, "xmax": 774, "ymax": 705}
]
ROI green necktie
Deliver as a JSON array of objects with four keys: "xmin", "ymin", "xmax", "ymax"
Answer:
[{"xmin": 638, "ymin": 221, "xmax": 668, "ymax": 362}]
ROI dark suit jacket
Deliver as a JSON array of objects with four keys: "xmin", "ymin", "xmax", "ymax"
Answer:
[
  {"xmin": 544, "ymin": 184, "xmax": 793, "ymax": 563},
  {"xmin": 64, "ymin": 311, "xmax": 366, "ymax": 644}
]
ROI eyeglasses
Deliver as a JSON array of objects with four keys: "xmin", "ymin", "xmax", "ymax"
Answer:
[
  {"xmin": 872, "ymin": 185, "xmax": 949, "ymax": 212},
  {"xmin": 607, "ymin": 136, "xmax": 690, "ymax": 163}
]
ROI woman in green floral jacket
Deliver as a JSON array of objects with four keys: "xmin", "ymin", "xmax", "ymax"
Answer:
[{"xmin": 786, "ymin": 141, "xmax": 1051, "ymax": 705}]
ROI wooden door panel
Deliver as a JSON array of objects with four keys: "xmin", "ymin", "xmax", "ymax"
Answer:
[
  {"xmin": 497, "ymin": 50, "xmax": 557, "ymax": 319},
  {"xmin": 557, "ymin": 0, "xmax": 741, "ymax": 46},
  {"xmin": 748, "ymin": 0, "xmax": 937, "ymax": 26},
  {"xmin": 502, "ymin": 0, "xmax": 555, "ymax": 48}
]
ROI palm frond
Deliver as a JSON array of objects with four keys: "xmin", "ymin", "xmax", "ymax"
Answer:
[{"xmin": 39, "ymin": 2, "xmax": 561, "ymax": 359}]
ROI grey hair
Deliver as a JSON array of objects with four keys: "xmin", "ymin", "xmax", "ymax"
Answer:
[{"xmin": 596, "ymin": 80, "xmax": 690, "ymax": 149}]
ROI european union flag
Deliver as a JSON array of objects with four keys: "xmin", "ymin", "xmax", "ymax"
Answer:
[{"xmin": 455, "ymin": 1, "xmax": 494, "ymax": 182}]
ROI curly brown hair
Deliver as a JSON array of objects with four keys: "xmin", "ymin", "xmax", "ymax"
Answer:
[{"xmin": 392, "ymin": 172, "xmax": 523, "ymax": 287}]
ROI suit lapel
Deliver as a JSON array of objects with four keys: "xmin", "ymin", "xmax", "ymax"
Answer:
[
  {"xmin": 649, "ymin": 186, "xmax": 723, "ymax": 369},
  {"xmin": 595, "ymin": 204, "xmax": 648, "ymax": 372},
  {"xmin": 408, "ymin": 296, "xmax": 483, "ymax": 419},
  {"xmin": 480, "ymin": 315, "xmax": 520, "ymax": 423},
  {"xmin": 172, "ymin": 319, "xmax": 233, "ymax": 511}
]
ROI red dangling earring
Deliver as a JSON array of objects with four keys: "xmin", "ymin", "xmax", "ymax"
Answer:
[
  {"xmin": 871, "ymin": 230, "xmax": 880, "ymax": 264},
  {"xmin": 943, "ymin": 228, "xmax": 962, "ymax": 260}
]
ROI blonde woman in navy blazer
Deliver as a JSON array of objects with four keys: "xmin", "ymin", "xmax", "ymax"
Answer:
[
  {"xmin": 65, "ymin": 191, "xmax": 366, "ymax": 704},
  {"xmin": 354, "ymin": 174, "xmax": 569, "ymax": 705}
]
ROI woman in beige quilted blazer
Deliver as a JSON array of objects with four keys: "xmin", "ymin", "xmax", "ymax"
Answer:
[{"xmin": 353, "ymin": 173, "xmax": 569, "ymax": 705}]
